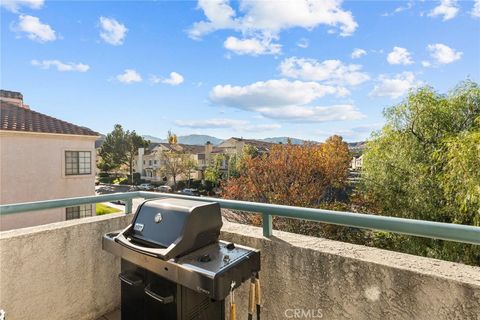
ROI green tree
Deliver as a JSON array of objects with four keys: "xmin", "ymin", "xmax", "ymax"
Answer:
[
  {"xmin": 160, "ymin": 132, "xmax": 197, "ymax": 189},
  {"xmin": 359, "ymin": 81, "xmax": 480, "ymax": 264},
  {"xmin": 99, "ymin": 124, "xmax": 149, "ymax": 184},
  {"xmin": 184, "ymin": 157, "xmax": 198, "ymax": 188},
  {"xmin": 204, "ymin": 154, "xmax": 225, "ymax": 186}
]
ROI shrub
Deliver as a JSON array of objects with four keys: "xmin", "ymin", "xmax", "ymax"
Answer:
[{"xmin": 96, "ymin": 203, "xmax": 121, "ymax": 215}]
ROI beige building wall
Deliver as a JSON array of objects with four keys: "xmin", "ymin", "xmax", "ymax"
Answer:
[{"xmin": 0, "ymin": 131, "xmax": 97, "ymax": 231}]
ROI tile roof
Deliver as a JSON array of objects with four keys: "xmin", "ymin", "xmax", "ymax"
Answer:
[
  {"xmin": 231, "ymin": 137, "xmax": 276, "ymax": 151},
  {"xmin": 1, "ymin": 101, "xmax": 99, "ymax": 136},
  {"xmin": 0, "ymin": 90, "xmax": 23, "ymax": 100},
  {"xmin": 180, "ymin": 144, "xmax": 205, "ymax": 154},
  {"xmin": 149, "ymin": 142, "xmax": 206, "ymax": 155}
]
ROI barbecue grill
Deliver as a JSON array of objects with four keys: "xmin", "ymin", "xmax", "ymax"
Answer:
[{"xmin": 103, "ymin": 198, "xmax": 261, "ymax": 320}]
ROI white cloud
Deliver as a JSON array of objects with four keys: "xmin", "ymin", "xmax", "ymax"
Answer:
[
  {"xmin": 255, "ymin": 104, "xmax": 365, "ymax": 122},
  {"xmin": 351, "ymin": 48, "xmax": 367, "ymax": 59},
  {"xmin": 189, "ymin": 0, "xmax": 358, "ymax": 38},
  {"xmin": 31, "ymin": 59, "xmax": 90, "ymax": 72},
  {"xmin": 210, "ymin": 79, "xmax": 347, "ymax": 110},
  {"xmin": 188, "ymin": 0, "xmax": 358, "ymax": 55},
  {"xmin": 473, "ymin": 0, "xmax": 480, "ymax": 17},
  {"xmin": 175, "ymin": 118, "xmax": 247, "ymax": 128},
  {"xmin": 209, "ymin": 79, "xmax": 365, "ymax": 122},
  {"xmin": 279, "ymin": 57, "xmax": 369, "ymax": 86},
  {"xmin": 381, "ymin": 0, "xmax": 413, "ymax": 17},
  {"xmin": 421, "ymin": 60, "xmax": 432, "ymax": 68},
  {"xmin": 428, "ymin": 0, "xmax": 459, "ymax": 21},
  {"xmin": 13, "ymin": 15, "xmax": 56, "ymax": 42},
  {"xmin": 427, "ymin": 43, "xmax": 462, "ymax": 64},
  {"xmin": 175, "ymin": 118, "xmax": 280, "ymax": 131},
  {"xmin": 99, "ymin": 17, "xmax": 127, "ymax": 45},
  {"xmin": 297, "ymin": 38, "xmax": 309, "ymax": 49},
  {"xmin": 387, "ymin": 47, "xmax": 413, "ymax": 65},
  {"xmin": 116, "ymin": 69, "xmax": 142, "ymax": 84},
  {"xmin": 1, "ymin": 0, "xmax": 44, "ymax": 12},
  {"xmin": 163, "ymin": 72, "xmax": 184, "ymax": 85},
  {"xmin": 243, "ymin": 123, "xmax": 281, "ymax": 131},
  {"xmin": 316, "ymin": 123, "xmax": 382, "ymax": 140},
  {"xmin": 224, "ymin": 36, "xmax": 281, "ymax": 55},
  {"xmin": 370, "ymin": 72, "xmax": 421, "ymax": 99},
  {"xmin": 150, "ymin": 72, "xmax": 184, "ymax": 85}
]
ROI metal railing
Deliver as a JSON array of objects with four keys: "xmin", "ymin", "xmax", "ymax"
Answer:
[{"xmin": 1, "ymin": 191, "xmax": 479, "ymax": 245}]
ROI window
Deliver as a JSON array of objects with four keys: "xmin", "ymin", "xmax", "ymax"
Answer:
[
  {"xmin": 65, "ymin": 151, "xmax": 91, "ymax": 175},
  {"xmin": 66, "ymin": 205, "xmax": 93, "ymax": 220},
  {"xmin": 149, "ymin": 160, "xmax": 152, "ymax": 166},
  {"xmin": 154, "ymin": 160, "xmax": 158, "ymax": 165}
]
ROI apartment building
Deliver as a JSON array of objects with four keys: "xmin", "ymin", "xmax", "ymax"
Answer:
[
  {"xmin": 135, "ymin": 138, "xmax": 274, "ymax": 184},
  {"xmin": 0, "ymin": 90, "xmax": 99, "ymax": 231},
  {"xmin": 351, "ymin": 155, "xmax": 364, "ymax": 170}
]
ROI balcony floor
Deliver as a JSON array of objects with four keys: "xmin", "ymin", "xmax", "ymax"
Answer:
[{"xmin": 97, "ymin": 309, "xmax": 120, "ymax": 320}]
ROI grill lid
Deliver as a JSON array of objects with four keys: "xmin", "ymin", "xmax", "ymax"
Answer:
[{"xmin": 115, "ymin": 198, "xmax": 222, "ymax": 260}]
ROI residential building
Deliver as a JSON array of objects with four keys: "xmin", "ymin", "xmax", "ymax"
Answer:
[
  {"xmin": 0, "ymin": 90, "xmax": 99, "ymax": 231},
  {"xmin": 134, "ymin": 138, "xmax": 274, "ymax": 185},
  {"xmin": 217, "ymin": 137, "xmax": 275, "ymax": 154},
  {"xmin": 351, "ymin": 155, "xmax": 364, "ymax": 170},
  {"xmin": 135, "ymin": 142, "xmax": 222, "ymax": 184}
]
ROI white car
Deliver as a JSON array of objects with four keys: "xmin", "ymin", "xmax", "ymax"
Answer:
[
  {"xmin": 155, "ymin": 185, "xmax": 172, "ymax": 193},
  {"xmin": 137, "ymin": 183, "xmax": 153, "ymax": 191}
]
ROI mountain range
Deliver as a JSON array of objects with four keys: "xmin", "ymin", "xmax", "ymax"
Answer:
[
  {"xmin": 142, "ymin": 134, "xmax": 223, "ymax": 145},
  {"xmin": 141, "ymin": 134, "xmax": 308, "ymax": 146},
  {"xmin": 98, "ymin": 134, "xmax": 365, "ymax": 151}
]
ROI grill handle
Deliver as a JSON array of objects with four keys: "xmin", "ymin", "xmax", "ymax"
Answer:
[
  {"xmin": 144, "ymin": 284, "xmax": 174, "ymax": 304},
  {"xmin": 114, "ymin": 228, "xmax": 170, "ymax": 259},
  {"xmin": 119, "ymin": 273, "xmax": 143, "ymax": 286}
]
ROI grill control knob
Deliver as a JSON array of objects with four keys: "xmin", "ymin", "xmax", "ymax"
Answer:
[
  {"xmin": 226, "ymin": 243, "xmax": 235, "ymax": 250},
  {"xmin": 198, "ymin": 254, "xmax": 211, "ymax": 263}
]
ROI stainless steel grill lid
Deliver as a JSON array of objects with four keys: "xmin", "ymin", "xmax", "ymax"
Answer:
[{"xmin": 115, "ymin": 198, "xmax": 222, "ymax": 260}]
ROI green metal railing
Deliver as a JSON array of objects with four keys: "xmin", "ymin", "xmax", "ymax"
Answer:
[{"xmin": 1, "ymin": 191, "xmax": 479, "ymax": 245}]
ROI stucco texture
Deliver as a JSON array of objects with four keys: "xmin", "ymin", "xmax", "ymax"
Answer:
[
  {"xmin": 220, "ymin": 219, "xmax": 480, "ymax": 320},
  {"xmin": 0, "ymin": 213, "xmax": 130, "ymax": 320},
  {"xmin": 1, "ymin": 210, "xmax": 479, "ymax": 320},
  {"xmin": 0, "ymin": 131, "xmax": 97, "ymax": 231}
]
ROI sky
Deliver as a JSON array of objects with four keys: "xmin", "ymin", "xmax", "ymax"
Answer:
[{"xmin": 1, "ymin": 0, "xmax": 479, "ymax": 142}]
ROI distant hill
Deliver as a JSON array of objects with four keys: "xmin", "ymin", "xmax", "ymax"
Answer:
[
  {"xmin": 142, "ymin": 135, "xmax": 165, "ymax": 143},
  {"xmin": 261, "ymin": 137, "xmax": 306, "ymax": 144},
  {"xmin": 348, "ymin": 141, "xmax": 367, "ymax": 154},
  {"xmin": 142, "ymin": 134, "xmax": 223, "ymax": 146},
  {"xmin": 95, "ymin": 134, "xmax": 106, "ymax": 149}
]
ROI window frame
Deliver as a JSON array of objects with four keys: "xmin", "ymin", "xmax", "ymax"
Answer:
[
  {"xmin": 66, "ymin": 205, "xmax": 93, "ymax": 220},
  {"xmin": 65, "ymin": 150, "xmax": 92, "ymax": 176}
]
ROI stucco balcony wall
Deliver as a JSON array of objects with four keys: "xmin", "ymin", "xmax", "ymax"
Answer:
[
  {"xmin": 220, "ymin": 220, "xmax": 480, "ymax": 320},
  {"xmin": 0, "ymin": 211, "xmax": 479, "ymax": 320},
  {"xmin": 0, "ymin": 213, "xmax": 130, "ymax": 320}
]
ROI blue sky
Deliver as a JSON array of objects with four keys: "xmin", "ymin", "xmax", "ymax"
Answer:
[{"xmin": 2, "ymin": 0, "xmax": 479, "ymax": 141}]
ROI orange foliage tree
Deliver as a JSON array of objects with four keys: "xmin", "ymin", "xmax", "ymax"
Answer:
[
  {"xmin": 224, "ymin": 135, "xmax": 350, "ymax": 207},
  {"xmin": 223, "ymin": 136, "xmax": 351, "ymax": 234}
]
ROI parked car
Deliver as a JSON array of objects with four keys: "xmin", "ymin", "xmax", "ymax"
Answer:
[
  {"xmin": 111, "ymin": 199, "xmax": 126, "ymax": 205},
  {"xmin": 155, "ymin": 185, "xmax": 172, "ymax": 193},
  {"xmin": 177, "ymin": 188, "xmax": 200, "ymax": 196},
  {"xmin": 137, "ymin": 183, "xmax": 154, "ymax": 191}
]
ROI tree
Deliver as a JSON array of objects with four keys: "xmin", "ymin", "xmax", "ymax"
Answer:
[
  {"xmin": 167, "ymin": 130, "xmax": 178, "ymax": 144},
  {"xmin": 99, "ymin": 124, "xmax": 149, "ymax": 184},
  {"xmin": 184, "ymin": 157, "xmax": 198, "ymax": 187},
  {"xmin": 160, "ymin": 132, "xmax": 197, "ymax": 189},
  {"xmin": 223, "ymin": 138, "xmax": 351, "ymax": 234},
  {"xmin": 359, "ymin": 80, "xmax": 480, "ymax": 265},
  {"xmin": 204, "ymin": 154, "xmax": 225, "ymax": 186}
]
